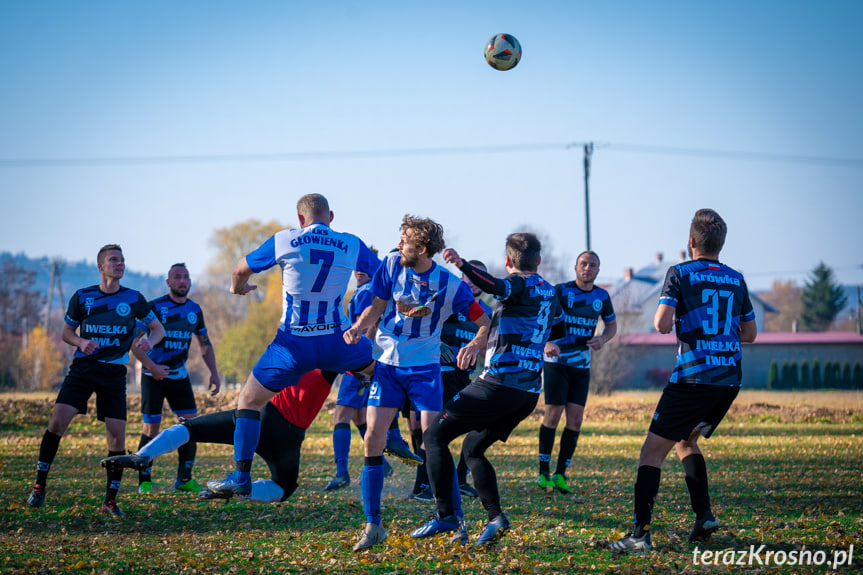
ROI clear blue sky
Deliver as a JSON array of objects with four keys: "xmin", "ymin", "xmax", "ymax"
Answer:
[{"xmin": 2, "ymin": 1, "xmax": 862, "ymax": 292}]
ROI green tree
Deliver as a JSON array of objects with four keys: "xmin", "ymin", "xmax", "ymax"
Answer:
[
  {"xmin": 767, "ymin": 360, "xmax": 778, "ymax": 389},
  {"xmin": 787, "ymin": 360, "xmax": 799, "ymax": 389},
  {"xmin": 800, "ymin": 262, "xmax": 848, "ymax": 331},
  {"xmin": 823, "ymin": 360, "xmax": 837, "ymax": 388},
  {"xmin": 201, "ymin": 218, "xmax": 288, "ymax": 385},
  {"xmin": 812, "ymin": 358, "xmax": 822, "ymax": 389},
  {"xmin": 217, "ymin": 273, "xmax": 282, "ymax": 384},
  {"xmin": 841, "ymin": 361, "xmax": 852, "ymax": 389},
  {"xmin": 853, "ymin": 361, "xmax": 863, "ymax": 389},
  {"xmin": 780, "ymin": 361, "xmax": 790, "ymax": 390},
  {"xmin": 800, "ymin": 359, "xmax": 810, "ymax": 389}
]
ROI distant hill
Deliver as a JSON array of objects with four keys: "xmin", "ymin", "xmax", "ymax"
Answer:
[{"xmin": 1, "ymin": 251, "xmax": 165, "ymax": 303}]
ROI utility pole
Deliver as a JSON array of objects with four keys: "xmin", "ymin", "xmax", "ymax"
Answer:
[
  {"xmin": 44, "ymin": 258, "xmax": 65, "ymax": 332},
  {"xmin": 583, "ymin": 142, "xmax": 594, "ymax": 251}
]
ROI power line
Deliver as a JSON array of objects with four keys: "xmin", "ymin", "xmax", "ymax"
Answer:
[
  {"xmin": 1, "ymin": 142, "xmax": 861, "ymax": 168},
  {"xmin": 598, "ymin": 143, "xmax": 863, "ymax": 168}
]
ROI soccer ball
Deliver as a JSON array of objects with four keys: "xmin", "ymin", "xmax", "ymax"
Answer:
[{"xmin": 484, "ymin": 33, "xmax": 522, "ymax": 71}]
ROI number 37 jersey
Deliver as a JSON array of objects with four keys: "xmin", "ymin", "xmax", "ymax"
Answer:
[
  {"xmin": 659, "ymin": 259, "xmax": 755, "ymax": 386},
  {"xmin": 246, "ymin": 223, "xmax": 380, "ymax": 337}
]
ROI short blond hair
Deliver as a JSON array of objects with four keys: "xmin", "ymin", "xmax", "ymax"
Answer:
[{"xmin": 297, "ymin": 194, "xmax": 330, "ymax": 221}]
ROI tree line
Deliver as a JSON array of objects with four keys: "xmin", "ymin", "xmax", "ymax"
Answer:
[{"xmin": 768, "ymin": 358, "xmax": 863, "ymax": 390}]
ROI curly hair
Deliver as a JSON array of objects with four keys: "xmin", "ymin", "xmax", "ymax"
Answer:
[{"xmin": 400, "ymin": 215, "xmax": 445, "ymax": 257}]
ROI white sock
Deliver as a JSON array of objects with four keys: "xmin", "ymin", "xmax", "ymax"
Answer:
[
  {"xmin": 138, "ymin": 424, "xmax": 191, "ymax": 460},
  {"xmin": 242, "ymin": 480, "xmax": 284, "ymax": 503}
]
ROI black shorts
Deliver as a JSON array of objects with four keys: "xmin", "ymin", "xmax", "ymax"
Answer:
[
  {"xmin": 185, "ymin": 403, "xmax": 305, "ymax": 500},
  {"xmin": 55, "ymin": 358, "xmax": 128, "ymax": 421},
  {"xmin": 542, "ymin": 362, "xmax": 590, "ymax": 407},
  {"xmin": 442, "ymin": 369, "xmax": 471, "ymax": 406},
  {"xmin": 437, "ymin": 378, "xmax": 539, "ymax": 443},
  {"xmin": 649, "ymin": 383, "xmax": 740, "ymax": 442},
  {"xmin": 141, "ymin": 374, "xmax": 197, "ymax": 419}
]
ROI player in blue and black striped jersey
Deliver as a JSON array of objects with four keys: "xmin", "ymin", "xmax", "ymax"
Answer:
[
  {"xmin": 412, "ymin": 233, "xmax": 566, "ymax": 547},
  {"xmin": 611, "ymin": 209, "xmax": 757, "ymax": 553},
  {"xmin": 538, "ymin": 250, "xmax": 617, "ymax": 494},
  {"xmin": 27, "ymin": 244, "xmax": 165, "ymax": 517},
  {"xmin": 437, "ymin": 260, "xmax": 493, "ymax": 500},
  {"xmin": 344, "ymin": 215, "xmax": 491, "ymax": 551},
  {"xmin": 207, "ymin": 194, "xmax": 381, "ymax": 500},
  {"xmin": 132, "ymin": 263, "xmax": 220, "ymax": 495}
]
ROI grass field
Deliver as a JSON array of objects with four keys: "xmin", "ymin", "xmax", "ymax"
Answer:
[{"xmin": 2, "ymin": 389, "xmax": 861, "ymax": 574}]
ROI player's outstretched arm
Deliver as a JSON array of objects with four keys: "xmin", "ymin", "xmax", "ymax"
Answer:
[
  {"xmin": 230, "ymin": 257, "xmax": 258, "ymax": 296},
  {"xmin": 344, "ymin": 297, "xmax": 387, "ymax": 344}
]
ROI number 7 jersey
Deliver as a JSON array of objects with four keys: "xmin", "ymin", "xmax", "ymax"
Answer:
[
  {"xmin": 245, "ymin": 223, "xmax": 381, "ymax": 337},
  {"xmin": 659, "ymin": 259, "xmax": 755, "ymax": 386}
]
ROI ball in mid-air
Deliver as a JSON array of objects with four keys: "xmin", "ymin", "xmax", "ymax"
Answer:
[{"xmin": 484, "ymin": 33, "xmax": 521, "ymax": 71}]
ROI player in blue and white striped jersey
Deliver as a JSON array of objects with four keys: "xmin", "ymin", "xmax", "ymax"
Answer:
[
  {"xmin": 611, "ymin": 209, "xmax": 757, "ymax": 553},
  {"xmin": 207, "ymin": 194, "xmax": 381, "ymax": 499},
  {"xmin": 344, "ymin": 215, "xmax": 490, "ymax": 551}
]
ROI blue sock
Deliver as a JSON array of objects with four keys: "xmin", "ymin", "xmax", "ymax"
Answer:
[
  {"xmin": 234, "ymin": 412, "xmax": 261, "ymax": 483},
  {"xmin": 333, "ymin": 424, "xmax": 351, "ymax": 477},
  {"xmin": 361, "ymin": 457, "xmax": 384, "ymax": 525}
]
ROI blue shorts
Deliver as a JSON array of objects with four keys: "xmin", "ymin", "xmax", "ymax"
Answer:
[
  {"xmin": 252, "ymin": 331, "xmax": 374, "ymax": 392},
  {"xmin": 368, "ymin": 362, "xmax": 443, "ymax": 412},
  {"xmin": 336, "ymin": 373, "xmax": 371, "ymax": 410}
]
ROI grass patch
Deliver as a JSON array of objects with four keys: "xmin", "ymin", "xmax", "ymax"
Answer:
[{"xmin": 2, "ymin": 390, "xmax": 861, "ymax": 573}]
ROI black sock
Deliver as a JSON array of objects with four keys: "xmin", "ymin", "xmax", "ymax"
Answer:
[
  {"xmin": 538, "ymin": 425, "xmax": 555, "ymax": 477},
  {"xmin": 634, "ymin": 465, "xmax": 662, "ymax": 529},
  {"xmin": 35, "ymin": 430, "xmax": 63, "ymax": 486},
  {"xmin": 138, "ymin": 434, "xmax": 154, "ymax": 483},
  {"xmin": 410, "ymin": 428, "xmax": 423, "ymax": 454},
  {"xmin": 413, "ymin": 448, "xmax": 429, "ymax": 492},
  {"xmin": 554, "ymin": 428, "xmax": 580, "ymax": 476},
  {"xmin": 682, "ymin": 454, "xmax": 711, "ymax": 520},
  {"xmin": 456, "ymin": 453, "xmax": 469, "ymax": 485},
  {"xmin": 355, "ymin": 422, "xmax": 367, "ymax": 439},
  {"xmin": 105, "ymin": 450, "xmax": 124, "ymax": 502},
  {"xmin": 177, "ymin": 441, "xmax": 197, "ymax": 482}
]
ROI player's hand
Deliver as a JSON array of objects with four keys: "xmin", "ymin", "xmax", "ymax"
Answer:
[
  {"xmin": 230, "ymin": 283, "xmax": 257, "ymax": 296},
  {"xmin": 586, "ymin": 336, "xmax": 605, "ymax": 351},
  {"xmin": 343, "ymin": 326, "xmax": 362, "ymax": 345},
  {"xmin": 442, "ymin": 248, "xmax": 463, "ymax": 267},
  {"xmin": 79, "ymin": 339, "xmax": 99, "ymax": 355},
  {"xmin": 544, "ymin": 341, "xmax": 561, "ymax": 358},
  {"xmin": 439, "ymin": 343, "xmax": 456, "ymax": 365},
  {"xmin": 150, "ymin": 364, "xmax": 170, "ymax": 380},
  {"xmin": 456, "ymin": 340, "xmax": 481, "ymax": 370},
  {"xmin": 209, "ymin": 374, "xmax": 221, "ymax": 396},
  {"xmin": 134, "ymin": 335, "xmax": 154, "ymax": 353}
]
